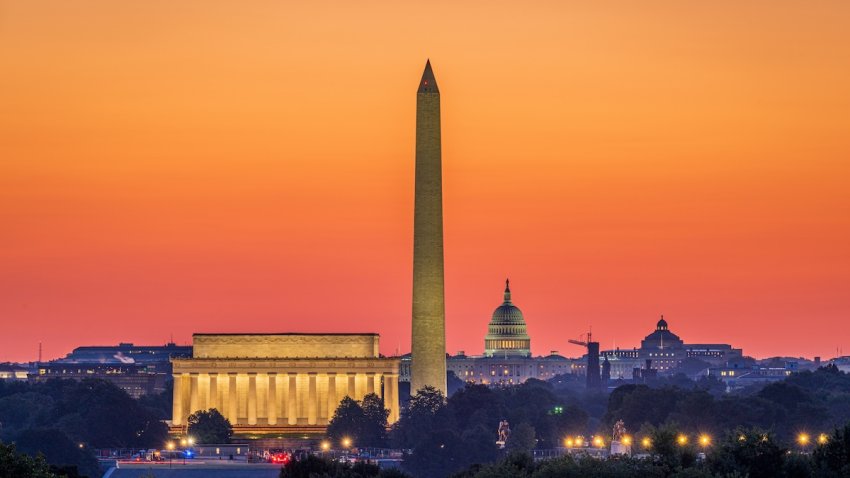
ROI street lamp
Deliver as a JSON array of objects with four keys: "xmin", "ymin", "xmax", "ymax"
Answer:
[
  {"xmin": 677, "ymin": 435, "xmax": 688, "ymax": 446},
  {"xmin": 699, "ymin": 434, "xmax": 711, "ymax": 447},
  {"xmin": 166, "ymin": 442, "xmax": 175, "ymax": 468},
  {"xmin": 817, "ymin": 434, "xmax": 829, "ymax": 445},
  {"xmin": 592, "ymin": 436, "xmax": 604, "ymax": 448},
  {"xmin": 564, "ymin": 437, "xmax": 574, "ymax": 448},
  {"xmin": 622, "ymin": 435, "xmax": 633, "ymax": 446},
  {"xmin": 188, "ymin": 437, "xmax": 195, "ymax": 446},
  {"xmin": 641, "ymin": 437, "xmax": 652, "ymax": 449},
  {"xmin": 342, "ymin": 437, "xmax": 352, "ymax": 448},
  {"xmin": 798, "ymin": 433, "xmax": 810, "ymax": 453}
]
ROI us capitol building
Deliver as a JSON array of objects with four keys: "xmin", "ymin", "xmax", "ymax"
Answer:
[{"xmin": 401, "ymin": 280, "xmax": 573, "ymax": 386}]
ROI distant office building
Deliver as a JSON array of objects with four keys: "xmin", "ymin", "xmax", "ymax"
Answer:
[
  {"xmin": 29, "ymin": 342, "xmax": 192, "ymax": 398},
  {"xmin": 0, "ymin": 363, "xmax": 30, "ymax": 381},
  {"xmin": 707, "ymin": 361, "xmax": 798, "ymax": 391}
]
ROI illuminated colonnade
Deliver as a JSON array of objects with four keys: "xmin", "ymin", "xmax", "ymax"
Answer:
[{"xmin": 171, "ymin": 334, "xmax": 400, "ymax": 430}]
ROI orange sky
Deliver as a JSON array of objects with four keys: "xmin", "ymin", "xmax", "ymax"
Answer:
[{"xmin": 2, "ymin": 1, "xmax": 849, "ymax": 363}]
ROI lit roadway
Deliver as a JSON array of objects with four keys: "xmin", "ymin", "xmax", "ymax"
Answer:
[{"xmin": 102, "ymin": 462, "xmax": 282, "ymax": 478}]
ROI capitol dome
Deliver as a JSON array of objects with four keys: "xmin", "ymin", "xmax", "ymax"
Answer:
[{"xmin": 484, "ymin": 279, "xmax": 531, "ymax": 357}]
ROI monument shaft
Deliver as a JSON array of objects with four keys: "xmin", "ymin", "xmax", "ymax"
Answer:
[{"xmin": 411, "ymin": 60, "xmax": 447, "ymax": 395}]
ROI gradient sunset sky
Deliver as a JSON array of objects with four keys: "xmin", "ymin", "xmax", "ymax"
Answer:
[{"xmin": 2, "ymin": 1, "xmax": 849, "ymax": 362}]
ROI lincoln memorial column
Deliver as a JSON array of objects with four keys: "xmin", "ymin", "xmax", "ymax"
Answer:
[
  {"xmin": 198, "ymin": 373, "xmax": 208, "ymax": 411},
  {"xmin": 208, "ymin": 373, "xmax": 218, "ymax": 410},
  {"xmin": 172, "ymin": 373, "xmax": 184, "ymax": 426},
  {"xmin": 228, "ymin": 373, "xmax": 238, "ymax": 424},
  {"xmin": 189, "ymin": 373, "xmax": 199, "ymax": 415},
  {"xmin": 386, "ymin": 373, "xmax": 400, "ymax": 423},
  {"xmin": 287, "ymin": 373, "xmax": 298, "ymax": 425},
  {"xmin": 307, "ymin": 373, "xmax": 318, "ymax": 425},
  {"xmin": 366, "ymin": 372, "xmax": 375, "ymax": 395},
  {"xmin": 375, "ymin": 373, "xmax": 383, "ymax": 399},
  {"xmin": 247, "ymin": 373, "xmax": 258, "ymax": 425},
  {"xmin": 267, "ymin": 373, "xmax": 277, "ymax": 426},
  {"xmin": 326, "ymin": 373, "xmax": 337, "ymax": 420},
  {"xmin": 347, "ymin": 373, "xmax": 356, "ymax": 399}
]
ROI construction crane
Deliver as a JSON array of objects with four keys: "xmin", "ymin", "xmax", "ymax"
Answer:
[
  {"xmin": 568, "ymin": 330, "xmax": 593, "ymax": 349},
  {"xmin": 568, "ymin": 328, "xmax": 601, "ymax": 390}
]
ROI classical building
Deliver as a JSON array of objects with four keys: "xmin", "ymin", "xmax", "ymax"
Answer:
[
  {"xmin": 402, "ymin": 281, "xmax": 571, "ymax": 387},
  {"xmin": 411, "ymin": 59, "xmax": 448, "ymax": 396},
  {"xmin": 484, "ymin": 280, "xmax": 531, "ymax": 358},
  {"xmin": 572, "ymin": 317, "xmax": 744, "ymax": 380},
  {"xmin": 171, "ymin": 334, "xmax": 400, "ymax": 433}
]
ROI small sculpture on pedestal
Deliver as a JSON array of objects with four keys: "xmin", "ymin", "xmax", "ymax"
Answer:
[
  {"xmin": 610, "ymin": 419, "xmax": 632, "ymax": 455},
  {"xmin": 496, "ymin": 419, "xmax": 511, "ymax": 449}
]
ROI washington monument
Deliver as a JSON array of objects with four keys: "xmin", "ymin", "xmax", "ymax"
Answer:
[{"xmin": 410, "ymin": 60, "xmax": 447, "ymax": 395}]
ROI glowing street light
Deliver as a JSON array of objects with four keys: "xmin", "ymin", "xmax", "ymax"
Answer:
[
  {"xmin": 817, "ymin": 434, "xmax": 829, "ymax": 445},
  {"xmin": 342, "ymin": 437, "xmax": 352, "ymax": 448},
  {"xmin": 166, "ymin": 442, "xmax": 176, "ymax": 451},
  {"xmin": 187, "ymin": 437, "xmax": 195, "ymax": 446},
  {"xmin": 677, "ymin": 434, "xmax": 688, "ymax": 446},
  {"xmin": 180, "ymin": 438, "xmax": 188, "ymax": 447},
  {"xmin": 798, "ymin": 433, "xmax": 810, "ymax": 446},
  {"xmin": 699, "ymin": 434, "xmax": 711, "ymax": 447},
  {"xmin": 564, "ymin": 437, "xmax": 574, "ymax": 448},
  {"xmin": 641, "ymin": 437, "xmax": 652, "ymax": 449},
  {"xmin": 321, "ymin": 441, "xmax": 331, "ymax": 451},
  {"xmin": 592, "ymin": 436, "xmax": 604, "ymax": 448},
  {"xmin": 622, "ymin": 435, "xmax": 633, "ymax": 446}
]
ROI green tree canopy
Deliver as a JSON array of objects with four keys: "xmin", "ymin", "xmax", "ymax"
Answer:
[{"xmin": 187, "ymin": 408, "xmax": 232, "ymax": 444}]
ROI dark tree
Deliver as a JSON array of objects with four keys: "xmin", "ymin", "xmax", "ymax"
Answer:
[
  {"xmin": 279, "ymin": 454, "xmax": 410, "ymax": 478},
  {"xmin": 706, "ymin": 428, "xmax": 787, "ymax": 478},
  {"xmin": 391, "ymin": 386, "xmax": 445, "ymax": 449},
  {"xmin": 0, "ymin": 441, "xmax": 57, "ymax": 478},
  {"xmin": 506, "ymin": 422, "xmax": 536, "ymax": 453},
  {"xmin": 327, "ymin": 397, "xmax": 366, "ymax": 445},
  {"xmin": 13, "ymin": 429, "xmax": 100, "ymax": 478},
  {"xmin": 813, "ymin": 423, "xmax": 850, "ymax": 475},
  {"xmin": 187, "ymin": 409, "xmax": 232, "ymax": 444},
  {"xmin": 361, "ymin": 393, "xmax": 390, "ymax": 447}
]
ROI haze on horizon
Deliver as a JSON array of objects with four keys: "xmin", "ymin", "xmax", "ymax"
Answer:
[{"xmin": 2, "ymin": 1, "xmax": 849, "ymax": 363}]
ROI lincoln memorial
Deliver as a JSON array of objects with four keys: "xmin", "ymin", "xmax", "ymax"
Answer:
[{"xmin": 171, "ymin": 333, "xmax": 401, "ymax": 433}]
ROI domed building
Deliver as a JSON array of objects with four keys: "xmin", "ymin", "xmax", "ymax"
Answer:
[
  {"xmin": 640, "ymin": 316, "xmax": 684, "ymax": 351},
  {"xmin": 484, "ymin": 280, "xmax": 531, "ymax": 357},
  {"xmin": 396, "ymin": 279, "xmax": 572, "ymax": 387}
]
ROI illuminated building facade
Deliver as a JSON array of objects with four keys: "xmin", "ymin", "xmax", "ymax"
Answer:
[
  {"xmin": 171, "ymin": 333, "xmax": 400, "ymax": 433},
  {"xmin": 402, "ymin": 281, "xmax": 571, "ymax": 387},
  {"xmin": 28, "ymin": 342, "xmax": 191, "ymax": 398},
  {"xmin": 572, "ymin": 317, "xmax": 743, "ymax": 380}
]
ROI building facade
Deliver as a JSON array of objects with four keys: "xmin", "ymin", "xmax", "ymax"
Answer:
[
  {"xmin": 29, "ymin": 342, "xmax": 191, "ymax": 398},
  {"xmin": 171, "ymin": 333, "xmax": 400, "ymax": 433},
  {"xmin": 402, "ymin": 281, "xmax": 572, "ymax": 387},
  {"xmin": 572, "ymin": 317, "xmax": 743, "ymax": 380}
]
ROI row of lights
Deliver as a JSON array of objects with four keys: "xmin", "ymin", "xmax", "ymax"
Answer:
[
  {"xmin": 564, "ymin": 432, "xmax": 831, "ymax": 450},
  {"xmin": 165, "ymin": 437, "xmax": 195, "ymax": 450},
  {"xmin": 797, "ymin": 433, "xmax": 829, "ymax": 446}
]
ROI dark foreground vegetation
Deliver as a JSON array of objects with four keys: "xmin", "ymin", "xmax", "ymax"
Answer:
[
  {"xmin": 3, "ymin": 365, "xmax": 850, "ymax": 477},
  {"xmin": 324, "ymin": 365, "xmax": 850, "ymax": 477},
  {"xmin": 0, "ymin": 378, "xmax": 172, "ymax": 478}
]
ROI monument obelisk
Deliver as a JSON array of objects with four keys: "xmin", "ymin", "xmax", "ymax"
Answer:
[{"xmin": 410, "ymin": 60, "xmax": 447, "ymax": 396}]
